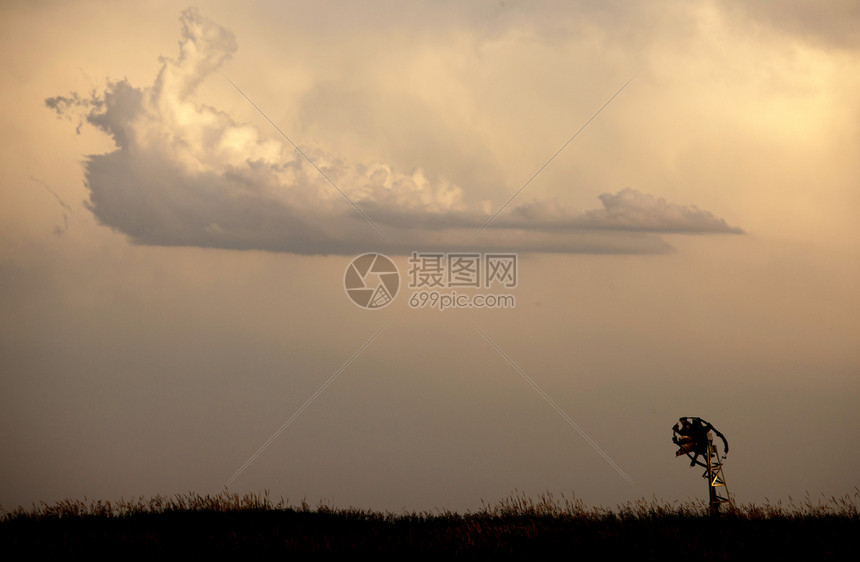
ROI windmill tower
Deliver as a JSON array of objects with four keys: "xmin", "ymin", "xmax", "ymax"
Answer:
[
  {"xmin": 703, "ymin": 431, "xmax": 733, "ymax": 515},
  {"xmin": 673, "ymin": 416, "xmax": 734, "ymax": 515}
]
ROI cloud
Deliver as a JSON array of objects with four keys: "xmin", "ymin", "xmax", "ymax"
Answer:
[
  {"xmin": 722, "ymin": 0, "xmax": 860, "ymax": 49},
  {"xmin": 497, "ymin": 189, "xmax": 744, "ymax": 233},
  {"xmin": 46, "ymin": 8, "xmax": 742, "ymax": 256}
]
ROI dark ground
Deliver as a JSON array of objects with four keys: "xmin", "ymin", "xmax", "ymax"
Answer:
[{"xmin": 3, "ymin": 507, "xmax": 858, "ymax": 558}]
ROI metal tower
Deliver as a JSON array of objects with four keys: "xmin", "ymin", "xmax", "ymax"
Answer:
[
  {"xmin": 704, "ymin": 431, "xmax": 733, "ymax": 515},
  {"xmin": 672, "ymin": 416, "xmax": 734, "ymax": 515}
]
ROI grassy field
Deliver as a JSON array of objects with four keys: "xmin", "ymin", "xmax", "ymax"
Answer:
[{"xmin": 2, "ymin": 490, "xmax": 858, "ymax": 557}]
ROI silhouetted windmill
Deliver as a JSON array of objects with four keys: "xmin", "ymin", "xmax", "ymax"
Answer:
[{"xmin": 672, "ymin": 416, "xmax": 734, "ymax": 515}]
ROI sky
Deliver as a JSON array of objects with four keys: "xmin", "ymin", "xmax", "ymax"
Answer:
[{"xmin": 1, "ymin": 0, "xmax": 859, "ymax": 513}]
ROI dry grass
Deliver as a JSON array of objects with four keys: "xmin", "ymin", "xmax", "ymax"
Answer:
[
  {"xmin": 481, "ymin": 488, "xmax": 859, "ymax": 520},
  {"xmin": 2, "ymin": 490, "xmax": 858, "ymax": 557},
  {"xmin": 2, "ymin": 488, "xmax": 858, "ymax": 522}
]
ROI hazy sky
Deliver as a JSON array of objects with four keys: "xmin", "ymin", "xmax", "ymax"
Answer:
[{"xmin": 2, "ymin": 0, "xmax": 858, "ymax": 513}]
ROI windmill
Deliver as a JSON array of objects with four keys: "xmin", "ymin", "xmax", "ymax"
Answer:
[{"xmin": 672, "ymin": 416, "xmax": 734, "ymax": 515}]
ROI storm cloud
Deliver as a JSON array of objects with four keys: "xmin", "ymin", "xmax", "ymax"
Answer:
[{"xmin": 47, "ymin": 8, "xmax": 742, "ymax": 255}]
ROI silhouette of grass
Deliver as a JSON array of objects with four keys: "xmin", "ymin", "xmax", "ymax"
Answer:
[{"xmin": 2, "ymin": 489, "xmax": 858, "ymax": 557}]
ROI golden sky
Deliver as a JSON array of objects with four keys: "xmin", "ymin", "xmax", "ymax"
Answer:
[{"xmin": 1, "ymin": 1, "xmax": 858, "ymax": 511}]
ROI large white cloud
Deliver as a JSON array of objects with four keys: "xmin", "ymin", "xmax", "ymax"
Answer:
[{"xmin": 46, "ymin": 8, "xmax": 742, "ymax": 255}]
